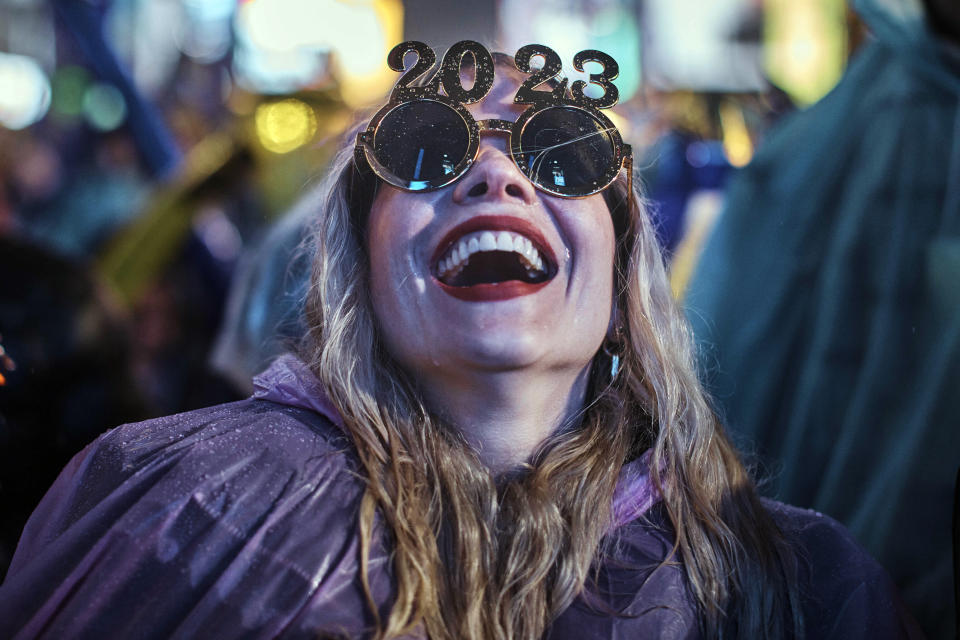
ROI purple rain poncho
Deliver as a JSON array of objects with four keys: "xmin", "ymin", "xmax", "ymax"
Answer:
[{"xmin": 0, "ymin": 355, "xmax": 923, "ymax": 639}]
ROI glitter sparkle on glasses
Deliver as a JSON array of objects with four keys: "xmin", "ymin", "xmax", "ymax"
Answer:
[{"xmin": 355, "ymin": 41, "xmax": 633, "ymax": 199}]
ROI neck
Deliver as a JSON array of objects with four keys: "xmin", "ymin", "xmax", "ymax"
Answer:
[{"xmin": 417, "ymin": 364, "xmax": 593, "ymax": 473}]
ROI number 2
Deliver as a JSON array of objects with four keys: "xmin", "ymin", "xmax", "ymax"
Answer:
[
  {"xmin": 513, "ymin": 44, "xmax": 568, "ymax": 104},
  {"xmin": 387, "ymin": 41, "xmax": 440, "ymax": 98}
]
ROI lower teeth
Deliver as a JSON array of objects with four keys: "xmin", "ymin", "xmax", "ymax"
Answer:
[{"xmin": 438, "ymin": 250, "xmax": 547, "ymax": 285}]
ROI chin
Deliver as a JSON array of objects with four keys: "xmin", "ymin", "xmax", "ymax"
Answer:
[{"xmin": 455, "ymin": 334, "xmax": 545, "ymax": 370}]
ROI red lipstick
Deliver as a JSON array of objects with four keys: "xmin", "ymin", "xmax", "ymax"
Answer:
[{"xmin": 436, "ymin": 279, "xmax": 550, "ymax": 301}]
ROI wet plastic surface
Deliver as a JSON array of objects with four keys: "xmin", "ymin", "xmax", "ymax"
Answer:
[{"xmin": 0, "ymin": 355, "xmax": 922, "ymax": 638}]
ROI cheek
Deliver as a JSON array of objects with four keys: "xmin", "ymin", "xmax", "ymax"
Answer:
[
  {"xmin": 366, "ymin": 239, "xmax": 416, "ymax": 369},
  {"xmin": 365, "ymin": 201, "xmax": 394, "ymax": 310},
  {"xmin": 366, "ymin": 189, "xmax": 421, "ymax": 282},
  {"xmin": 366, "ymin": 193, "xmax": 408, "ymax": 331},
  {"xmin": 365, "ymin": 190, "xmax": 434, "ymax": 364},
  {"xmin": 572, "ymin": 197, "xmax": 618, "ymax": 278},
  {"xmin": 577, "ymin": 199, "xmax": 618, "ymax": 323}
]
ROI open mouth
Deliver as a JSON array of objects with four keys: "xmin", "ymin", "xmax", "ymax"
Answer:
[{"xmin": 435, "ymin": 230, "xmax": 552, "ymax": 287}]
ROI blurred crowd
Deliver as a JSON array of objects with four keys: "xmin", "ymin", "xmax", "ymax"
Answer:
[{"xmin": 1, "ymin": 0, "xmax": 957, "ymax": 636}]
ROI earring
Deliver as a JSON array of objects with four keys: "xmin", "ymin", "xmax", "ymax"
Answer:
[
  {"xmin": 609, "ymin": 352, "xmax": 621, "ymax": 380},
  {"xmin": 603, "ymin": 327, "xmax": 625, "ymax": 381}
]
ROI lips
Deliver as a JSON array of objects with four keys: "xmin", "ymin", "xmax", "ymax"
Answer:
[{"xmin": 430, "ymin": 215, "xmax": 558, "ymax": 301}]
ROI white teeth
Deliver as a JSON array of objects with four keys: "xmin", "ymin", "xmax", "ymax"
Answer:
[
  {"xmin": 479, "ymin": 231, "xmax": 497, "ymax": 251},
  {"xmin": 436, "ymin": 229, "xmax": 549, "ymax": 280},
  {"xmin": 520, "ymin": 237, "xmax": 533, "ymax": 261}
]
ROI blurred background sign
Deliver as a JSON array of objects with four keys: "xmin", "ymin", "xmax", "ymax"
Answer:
[{"xmin": 234, "ymin": 0, "xmax": 403, "ymax": 106}]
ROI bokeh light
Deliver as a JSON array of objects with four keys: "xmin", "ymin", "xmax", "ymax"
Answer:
[
  {"xmin": 641, "ymin": 0, "xmax": 765, "ymax": 91},
  {"xmin": 719, "ymin": 100, "xmax": 753, "ymax": 167},
  {"xmin": 589, "ymin": 7, "xmax": 642, "ymax": 102},
  {"xmin": 0, "ymin": 52, "xmax": 51, "ymax": 130},
  {"xmin": 254, "ymin": 98, "xmax": 317, "ymax": 153},
  {"xmin": 50, "ymin": 65, "xmax": 90, "ymax": 118},
  {"xmin": 177, "ymin": 0, "xmax": 235, "ymax": 63},
  {"xmin": 233, "ymin": 0, "xmax": 402, "ymax": 105},
  {"xmin": 498, "ymin": 0, "xmax": 642, "ymax": 103},
  {"xmin": 104, "ymin": 0, "xmax": 183, "ymax": 94},
  {"xmin": 764, "ymin": 0, "xmax": 846, "ymax": 105},
  {"xmin": 82, "ymin": 83, "xmax": 128, "ymax": 132}
]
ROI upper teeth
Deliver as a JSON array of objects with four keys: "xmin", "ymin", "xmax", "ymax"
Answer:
[{"xmin": 437, "ymin": 230, "xmax": 546, "ymax": 279}]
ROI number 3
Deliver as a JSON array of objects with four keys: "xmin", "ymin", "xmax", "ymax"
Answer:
[{"xmin": 571, "ymin": 50, "xmax": 619, "ymax": 109}]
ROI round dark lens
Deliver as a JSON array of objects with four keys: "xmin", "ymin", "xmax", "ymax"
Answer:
[
  {"xmin": 516, "ymin": 107, "xmax": 616, "ymax": 193},
  {"xmin": 373, "ymin": 101, "xmax": 470, "ymax": 187}
]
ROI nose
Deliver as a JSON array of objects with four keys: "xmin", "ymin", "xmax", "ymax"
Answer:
[{"xmin": 451, "ymin": 141, "xmax": 538, "ymax": 206}]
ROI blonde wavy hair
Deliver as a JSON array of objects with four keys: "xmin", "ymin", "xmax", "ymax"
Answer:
[{"xmin": 301, "ymin": 63, "xmax": 801, "ymax": 639}]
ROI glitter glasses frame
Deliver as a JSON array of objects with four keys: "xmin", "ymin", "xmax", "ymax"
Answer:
[{"xmin": 354, "ymin": 41, "xmax": 633, "ymax": 199}]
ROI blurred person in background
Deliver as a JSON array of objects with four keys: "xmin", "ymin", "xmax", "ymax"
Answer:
[
  {"xmin": 0, "ymin": 14, "xmax": 244, "ymax": 576},
  {"xmin": 0, "ymin": 43, "xmax": 922, "ymax": 639},
  {"xmin": 685, "ymin": 0, "xmax": 960, "ymax": 635},
  {"xmin": 0, "ymin": 130, "xmax": 149, "ymax": 580},
  {"xmin": 209, "ymin": 198, "xmax": 312, "ymax": 393}
]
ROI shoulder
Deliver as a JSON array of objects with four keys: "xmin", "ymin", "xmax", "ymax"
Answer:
[
  {"xmin": 763, "ymin": 500, "xmax": 924, "ymax": 639},
  {"xmin": 1, "ymin": 398, "xmax": 376, "ymax": 639},
  {"xmin": 765, "ymin": 499, "xmax": 879, "ymax": 570},
  {"xmin": 109, "ymin": 396, "xmax": 351, "ymax": 463},
  {"xmin": 46, "ymin": 398, "xmax": 357, "ymax": 535},
  {"xmin": 108, "ymin": 397, "xmax": 352, "ymax": 480}
]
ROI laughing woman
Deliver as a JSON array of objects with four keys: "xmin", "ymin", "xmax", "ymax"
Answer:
[{"xmin": 0, "ymin": 43, "xmax": 921, "ymax": 639}]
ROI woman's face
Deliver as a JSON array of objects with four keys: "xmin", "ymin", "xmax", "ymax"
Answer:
[{"xmin": 366, "ymin": 67, "xmax": 617, "ymax": 388}]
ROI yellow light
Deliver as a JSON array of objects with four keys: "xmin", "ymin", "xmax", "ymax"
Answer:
[
  {"xmin": 332, "ymin": 0, "xmax": 404, "ymax": 108},
  {"xmin": 719, "ymin": 100, "xmax": 753, "ymax": 168},
  {"xmin": 669, "ymin": 191, "xmax": 724, "ymax": 299},
  {"xmin": 764, "ymin": 0, "xmax": 846, "ymax": 105},
  {"xmin": 254, "ymin": 98, "xmax": 317, "ymax": 153}
]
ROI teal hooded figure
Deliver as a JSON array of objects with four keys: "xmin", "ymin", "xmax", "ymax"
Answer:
[{"xmin": 685, "ymin": 0, "xmax": 960, "ymax": 636}]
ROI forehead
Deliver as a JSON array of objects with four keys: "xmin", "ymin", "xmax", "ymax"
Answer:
[{"xmin": 465, "ymin": 62, "xmax": 526, "ymax": 122}]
